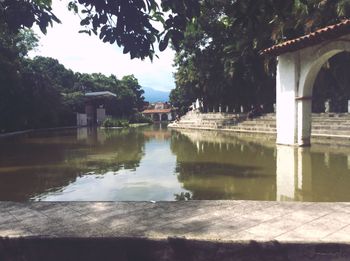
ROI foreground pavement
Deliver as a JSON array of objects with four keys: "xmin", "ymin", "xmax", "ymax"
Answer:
[{"xmin": 1, "ymin": 200, "xmax": 350, "ymax": 260}]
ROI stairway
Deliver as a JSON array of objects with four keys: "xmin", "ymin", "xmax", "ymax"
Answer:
[
  {"xmin": 169, "ymin": 112, "xmax": 350, "ymax": 138},
  {"xmin": 170, "ymin": 111, "xmax": 241, "ymax": 130},
  {"xmin": 222, "ymin": 113, "xmax": 276, "ymax": 134},
  {"xmin": 311, "ymin": 113, "xmax": 350, "ymax": 137}
]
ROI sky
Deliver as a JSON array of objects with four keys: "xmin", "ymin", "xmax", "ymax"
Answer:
[{"xmin": 30, "ymin": 0, "xmax": 176, "ymax": 92}]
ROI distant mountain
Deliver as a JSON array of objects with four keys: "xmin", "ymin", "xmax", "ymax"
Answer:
[{"xmin": 142, "ymin": 86, "xmax": 170, "ymax": 102}]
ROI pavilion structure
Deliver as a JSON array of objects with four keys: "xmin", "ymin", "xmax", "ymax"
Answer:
[
  {"xmin": 261, "ymin": 19, "xmax": 350, "ymax": 146},
  {"xmin": 77, "ymin": 91, "xmax": 117, "ymax": 126},
  {"xmin": 142, "ymin": 102, "xmax": 175, "ymax": 122}
]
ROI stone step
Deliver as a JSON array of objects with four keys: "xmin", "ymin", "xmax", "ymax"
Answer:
[
  {"xmin": 312, "ymin": 126, "xmax": 350, "ymax": 130},
  {"xmin": 237, "ymin": 122, "xmax": 276, "ymax": 127},
  {"xmin": 173, "ymin": 112, "xmax": 350, "ymax": 138},
  {"xmin": 312, "ymin": 129, "xmax": 350, "ymax": 134},
  {"xmin": 225, "ymin": 126, "xmax": 276, "ymax": 132}
]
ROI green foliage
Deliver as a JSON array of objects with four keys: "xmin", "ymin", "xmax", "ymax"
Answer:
[
  {"xmin": 73, "ymin": 73, "xmax": 145, "ymax": 117},
  {"xmin": 103, "ymin": 114, "xmax": 153, "ymax": 128},
  {"xmin": 172, "ymin": 0, "xmax": 350, "ymax": 113},
  {"xmin": 1, "ymin": 0, "xmax": 199, "ymax": 60},
  {"xmin": 172, "ymin": 1, "xmax": 275, "ymax": 111},
  {"xmin": 0, "ymin": 0, "xmax": 60, "ymax": 33},
  {"xmin": 102, "ymin": 118, "xmax": 129, "ymax": 128},
  {"xmin": 0, "ymin": 26, "xmax": 67, "ymax": 132},
  {"xmin": 169, "ymin": 85, "xmax": 195, "ymax": 115},
  {"xmin": 67, "ymin": 0, "xmax": 200, "ymax": 59},
  {"xmin": 129, "ymin": 114, "xmax": 153, "ymax": 124},
  {"xmin": 25, "ymin": 56, "xmax": 75, "ymax": 92},
  {"xmin": 0, "ymin": 26, "xmax": 146, "ymax": 132}
]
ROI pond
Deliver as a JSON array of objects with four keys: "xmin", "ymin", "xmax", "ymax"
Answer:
[{"xmin": 1, "ymin": 125, "xmax": 350, "ymax": 202}]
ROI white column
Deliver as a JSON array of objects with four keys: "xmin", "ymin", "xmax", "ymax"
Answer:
[
  {"xmin": 297, "ymin": 98, "xmax": 312, "ymax": 146},
  {"xmin": 276, "ymin": 146, "xmax": 312, "ymax": 201},
  {"xmin": 276, "ymin": 53, "xmax": 299, "ymax": 146},
  {"xmin": 159, "ymin": 113, "xmax": 162, "ymax": 121},
  {"xmin": 276, "ymin": 146, "xmax": 297, "ymax": 201}
]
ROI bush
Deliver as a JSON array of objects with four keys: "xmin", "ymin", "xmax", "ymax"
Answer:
[
  {"xmin": 129, "ymin": 114, "xmax": 153, "ymax": 124},
  {"xmin": 102, "ymin": 118, "xmax": 129, "ymax": 128}
]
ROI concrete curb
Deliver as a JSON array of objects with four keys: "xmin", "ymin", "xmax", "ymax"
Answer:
[{"xmin": 0, "ymin": 237, "xmax": 349, "ymax": 261}]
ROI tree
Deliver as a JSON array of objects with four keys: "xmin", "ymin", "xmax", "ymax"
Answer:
[
  {"xmin": 172, "ymin": 1, "xmax": 276, "ymax": 111},
  {"xmin": 73, "ymin": 72, "xmax": 145, "ymax": 117},
  {"xmin": 169, "ymin": 80, "xmax": 196, "ymax": 115},
  {"xmin": 0, "ymin": 0, "xmax": 60, "ymax": 33},
  {"xmin": 25, "ymin": 56, "xmax": 75, "ymax": 92},
  {"xmin": 0, "ymin": 27, "xmax": 42, "ymax": 131},
  {"xmin": 67, "ymin": 0, "xmax": 200, "ymax": 59},
  {"xmin": 120, "ymin": 75, "xmax": 145, "ymax": 111},
  {"xmin": 171, "ymin": 0, "xmax": 350, "ymax": 113},
  {"xmin": 1, "ymin": 0, "xmax": 201, "ymax": 59}
]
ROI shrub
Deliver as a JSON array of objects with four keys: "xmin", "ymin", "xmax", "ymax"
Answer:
[
  {"xmin": 129, "ymin": 113, "xmax": 153, "ymax": 124},
  {"xmin": 102, "ymin": 118, "xmax": 129, "ymax": 128}
]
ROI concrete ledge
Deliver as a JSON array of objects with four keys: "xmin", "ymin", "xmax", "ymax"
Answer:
[
  {"xmin": 1, "ymin": 201, "xmax": 350, "ymax": 260},
  {"xmin": 170, "ymin": 124, "xmax": 350, "ymax": 146},
  {"xmin": 1, "ymin": 237, "xmax": 350, "ymax": 261},
  {"xmin": 0, "ymin": 126, "xmax": 79, "ymax": 138},
  {"xmin": 0, "ymin": 130, "xmax": 33, "ymax": 138}
]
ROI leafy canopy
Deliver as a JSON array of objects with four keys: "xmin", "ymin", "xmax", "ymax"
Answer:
[{"xmin": 67, "ymin": 0, "xmax": 200, "ymax": 59}]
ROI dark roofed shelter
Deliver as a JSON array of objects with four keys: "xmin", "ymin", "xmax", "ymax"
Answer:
[{"xmin": 77, "ymin": 91, "xmax": 117, "ymax": 126}]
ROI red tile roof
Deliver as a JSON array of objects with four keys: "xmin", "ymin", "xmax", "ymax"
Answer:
[
  {"xmin": 261, "ymin": 19, "xmax": 350, "ymax": 56},
  {"xmin": 142, "ymin": 109, "xmax": 172, "ymax": 114}
]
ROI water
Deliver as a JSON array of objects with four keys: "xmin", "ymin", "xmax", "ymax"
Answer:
[{"xmin": 1, "ymin": 125, "xmax": 350, "ymax": 202}]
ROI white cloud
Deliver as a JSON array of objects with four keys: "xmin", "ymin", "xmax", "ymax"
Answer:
[{"xmin": 30, "ymin": 0, "xmax": 175, "ymax": 92}]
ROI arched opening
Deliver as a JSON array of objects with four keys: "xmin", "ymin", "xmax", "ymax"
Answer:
[
  {"xmin": 297, "ymin": 41, "xmax": 350, "ymax": 146},
  {"xmin": 275, "ymin": 37, "xmax": 350, "ymax": 146},
  {"xmin": 312, "ymin": 52, "xmax": 350, "ymax": 113},
  {"xmin": 152, "ymin": 114, "xmax": 160, "ymax": 122},
  {"xmin": 161, "ymin": 114, "xmax": 168, "ymax": 121},
  {"xmin": 264, "ymin": 20, "xmax": 350, "ymax": 146}
]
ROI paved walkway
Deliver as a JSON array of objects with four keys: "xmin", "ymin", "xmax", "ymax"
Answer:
[{"xmin": 1, "ymin": 200, "xmax": 350, "ymax": 243}]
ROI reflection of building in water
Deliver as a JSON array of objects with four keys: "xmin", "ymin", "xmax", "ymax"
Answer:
[
  {"xmin": 174, "ymin": 128, "xmax": 350, "ymax": 202},
  {"xmin": 77, "ymin": 128, "xmax": 88, "ymax": 141},
  {"xmin": 143, "ymin": 130, "xmax": 171, "ymax": 140},
  {"xmin": 171, "ymin": 129, "xmax": 276, "ymax": 200},
  {"xmin": 76, "ymin": 127, "xmax": 107, "ymax": 144},
  {"xmin": 276, "ymin": 146, "xmax": 312, "ymax": 201}
]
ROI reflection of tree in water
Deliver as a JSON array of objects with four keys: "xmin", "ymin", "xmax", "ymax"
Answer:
[
  {"xmin": 170, "ymin": 131, "xmax": 276, "ymax": 200},
  {"xmin": 0, "ymin": 128, "xmax": 146, "ymax": 200},
  {"xmin": 301, "ymin": 150, "xmax": 350, "ymax": 202},
  {"xmin": 78, "ymin": 128, "xmax": 146, "ymax": 173}
]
